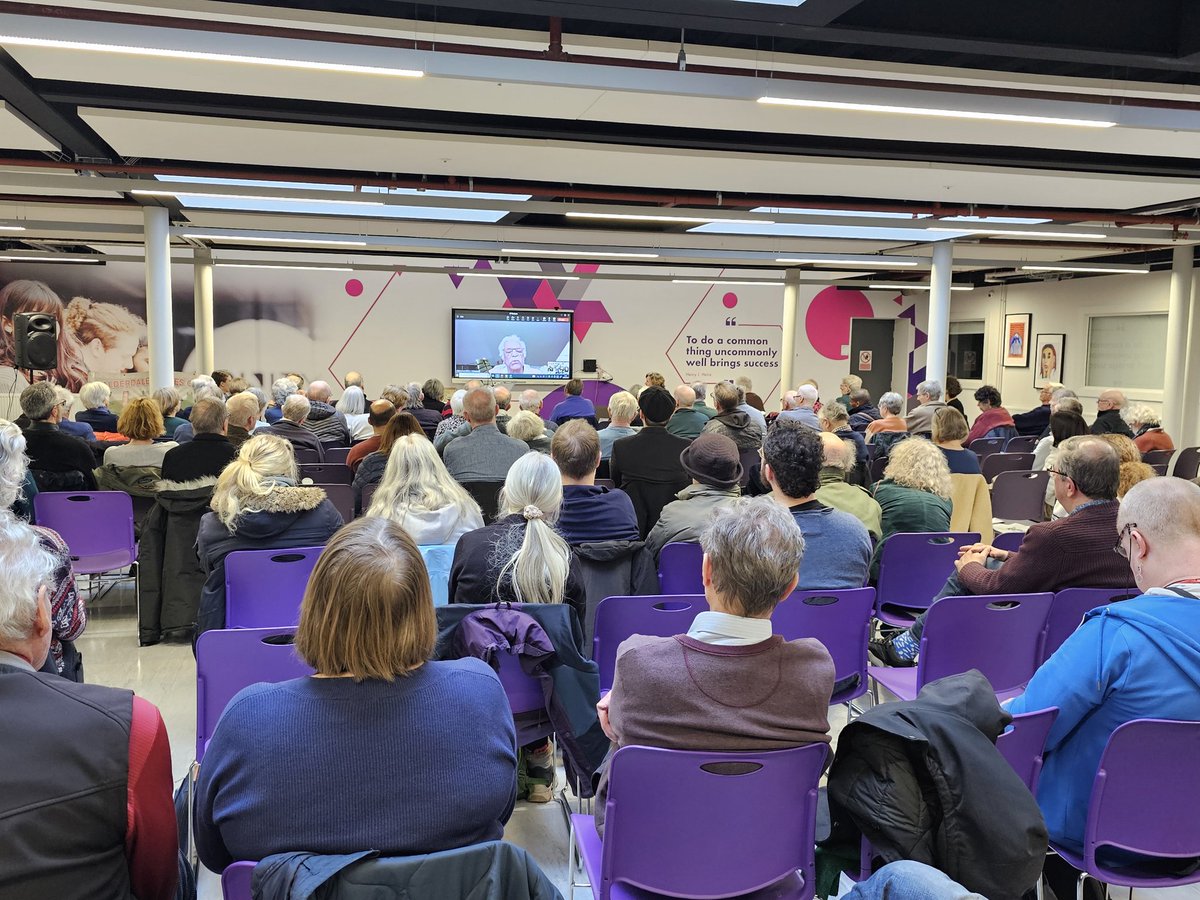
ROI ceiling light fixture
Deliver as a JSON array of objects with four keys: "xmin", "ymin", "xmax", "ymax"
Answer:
[
  {"xmin": 0, "ymin": 35, "xmax": 424, "ymax": 77},
  {"xmin": 455, "ymin": 272, "xmax": 580, "ymax": 281},
  {"xmin": 133, "ymin": 189, "xmax": 384, "ymax": 206},
  {"xmin": 776, "ymin": 257, "xmax": 920, "ymax": 266},
  {"xmin": 181, "ymin": 233, "xmax": 368, "ymax": 246},
  {"xmin": 673, "ymin": 279, "xmax": 780, "ymax": 286},
  {"xmin": 867, "ymin": 283, "xmax": 974, "ymax": 292},
  {"xmin": 1019, "ymin": 264, "xmax": 1151, "ymax": 275},
  {"xmin": 0, "ymin": 255, "xmax": 102, "ymax": 263},
  {"xmin": 565, "ymin": 212, "xmax": 771, "ymax": 225},
  {"xmin": 757, "ymin": 97, "xmax": 1115, "ymax": 128},
  {"xmin": 215, "ymin": 263, "xmax": 354, "ymax": 271},
  {"xmin": 500, "ymin": 248, "xmax": 660, "ymax": 259},
  {"xmin": 0, "ymin": 225, "xmax": 26, "ymax": 231},
  {"xmin": 926, "ymin": 226, "xmax": 1106, "ymax": 240}
]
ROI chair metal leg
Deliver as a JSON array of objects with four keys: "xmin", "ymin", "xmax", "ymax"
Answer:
[{"xmin": 186, "ymin": 760, "xmax": 199, "ymax": 868}]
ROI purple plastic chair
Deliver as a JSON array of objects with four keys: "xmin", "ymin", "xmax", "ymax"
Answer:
[
  {"xmin": 967, "ymin": 437, "xmax": 1006, "ymax": 459},
  {"xmin": 32, "ymin": 491, "xmax": 138, "ymax": 574},
  {"xmin": 996, "ymin": 707, "xmax": 1058, "ymax": 794},
  {"xmin": 221, "ymin": 861, "xmax": 254, "ymax": 900},
  {"xmin": 194, "ymin": 627, "xmax": 313, "ymax": 761},
  {"xmin": 292, "ymin": 446, "xmax": 321, "ymax": 465},
  {"xmin": 874, "ymin": 532, "xmax": 979, "ymax": 626},
  {"xmin": 870, "ymin": 592, "xmax": 1052, "ymax": 703},
  {"xmin": 313, "ymin": 483, "xmax": 353, "ymax": 523},
  {"xmin": 1142, "ymin": 448, "xmax": 1174, "ymax": 469},
  {"xmin": 990, "ymin": 470, "xmax": 1050, "ymax": 523},
  {"xmin": 1004, "ymin": 435, "xmax": 1038, "ymax": 453},
  {"xmin": 992, "ymin": 530, "xmax": 1026, "ymax": 554},
  {"xmin": 658, "ymin": 541, "xmax": 704, "ymax": 595},
  {"xmin": 772, "ymin": 587, "xmax": 876, "ymax": 706},
  {"xmin": 360, "ymin": 482, "xmax": 378, "ymax": 514},
  {"xmin": 223, "ymin": 546, "xmax": 325, "ymax": 628},
  {"xmin": 981, "ymin": 452, "xmax": 1035, "ymax": 484},
  {"xmin": 1171, "ymin": 447, "xmax": 1200, "ymax": 480},
  {"xmin": 1149, "ymin": 463, "xmax": 1169, "ymax": 476},
  {"xmin": 323, "ymin": 446, "xmax": 351, "ymax": 465},
  {"xmin": 1051, "ymin": 719, "xmax": 1200, "ymax": 894},
  {"xmin": 570, "ymin": 743, "xmax": 827, "ymax": 900},
  {"xmin": 594, "ymin": 478, "xmax": 616, "ymax": 489},
  {"xmin": 299, "ymin": 462, "xmax": 352, "ymax": 485},
  {"xmin": 1039, "ymin": 587, "xmax": 1138, "ymax": 664},
  {"xmin": 593, "ymin": 594, "xmax": 708, "ymax": 692}
]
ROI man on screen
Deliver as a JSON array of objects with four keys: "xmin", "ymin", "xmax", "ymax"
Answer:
[{"xmin": 489, "ymin": 335, "xmax": 547, "ymax": 376}]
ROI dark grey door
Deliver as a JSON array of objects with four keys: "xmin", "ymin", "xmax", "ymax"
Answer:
[{"xmin": 849, "ymin": 318, "xmax": 895, "ymax": 402}]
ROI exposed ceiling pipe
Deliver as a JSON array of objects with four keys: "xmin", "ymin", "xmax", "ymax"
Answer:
[{"xmin": 546, "ymin": 16, "xmax": 564, "ymax": 60}]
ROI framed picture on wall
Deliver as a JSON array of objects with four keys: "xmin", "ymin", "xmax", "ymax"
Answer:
[
  {"xmin": 1034, "ymin": 333, "xmax": 1065, "ymax": 386},
  {"xmin": 1003, "ymin": 313, "xmax": 1032, "ymax": 367}
]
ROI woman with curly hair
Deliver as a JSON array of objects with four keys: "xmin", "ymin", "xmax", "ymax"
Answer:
[
  {"xmin": 0, "ymin": 280, "xmax": 89, "ymax": 391},
  {"xmin": 870, "ymin": 437, "xmax": 954, "ymax": 579},
  {"xmin": 965, "ymin": 385, "xmax": 1017, "ymax": 445},
  {"xmin": 1097, "ymin": 432, "xmax": 1157, "ymax": 500}
]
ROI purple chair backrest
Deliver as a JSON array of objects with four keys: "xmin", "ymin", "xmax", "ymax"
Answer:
[
  {"xmin": 996, "ymin": 707, "xmax": 1058, "ymax": 794},
  {"xmin": 1040, "ymin": 588, "xmax": 1138, "ymax": 664},
  {"xmin": 1142, "ymin": 449, "xmax": 1174, "ymax": 467},
  {"xmin": 292, "ymin": 446, "xmax": 321, "ymax": 465},
  {"xmin": 991, "ymin": 531, "xmax": 1026, "ymax": 554},
  {"xmin": 195, "ymin": 627, "xmax": 313, "ymax": 761},
  {"xmin": 360, "ymin": 482, "xmax": 378, "ymax": 513},
  {"xmin": 771, "ymin": 588, "xmax": 876, "ymax": 704},
  {"xmin": 32, "ymin": 491, "xmax": 137, "ymax": 574},
  {"xmin": 658, "ymin": 542, "xmax": 704, "ymax": 595},
  {"xmin": 221, "ymin": 861, "xmax": 255, "ymax": 900},
  {"xmin": 1004, "ymin": 436, "xmax": 1038, "ymax": 453},
  {"xmin": 917, "ymin": 592, "xmax": 1052, "ymax": 695},
  {"xmin": 1150, "ymin": 463, "xmax": 1169, "ymax": 476},
  {"xmin": 599, "ymin": 744, "xmax": 827, "ymax": 899},
  {"xmin": 313, "ymin": 483, "xmax": 353, "ymax": 523},
  {"xmin": 299, "ymin": 463, "xmax": 352, "ymax": 485},
  {"xmin": 967, "ymin": 437, "xmax": 1006, "ymax": 458},
  {"xmin": 593, "ymin": 594, "xmax": 709, "ymax": 692},
  {"xmin": 594, "ymin": 478, "xmax": 616, "ymax": 489},
  {"xmin": 981, "ymin": 452, "xmax": 1035, "ymax": 483},
  {"xmin": 496, "ymin": 651, "xmax": 546, "ymax": 716},
  {"xmin": 876, "ymin": 532, "xmax": 979, "ymax": 614},
  {"xmin": 1172, "ymin": 447, "xmax": 1200, "ymax": 480},
  {"xmin": 224, "ymin": 546, "xmax": 325, "ymax": 628},
  {"xmin": 323, "ymin": 446, "xmax": 351, "ymax": 465},
  {"xmin": 990, "ymin": 470, "xmax": 1050, "ymax": 522}
]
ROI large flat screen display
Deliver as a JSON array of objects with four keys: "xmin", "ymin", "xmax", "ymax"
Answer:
[{"xmin": 452, "ymin": 308, "xmax": 573, "ymax": 381}]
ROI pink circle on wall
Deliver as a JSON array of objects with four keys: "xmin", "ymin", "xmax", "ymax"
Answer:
[
  {"xmin": 345, "ymin": 278, "xmax": 364, "ymax": 297},
  {"xmin": 722, "ymin": 292, "xmax": 739, "ymax": 309},
  {"xmin": 805, "ymin": 286, "xmax": 874, "ymax": 360}
]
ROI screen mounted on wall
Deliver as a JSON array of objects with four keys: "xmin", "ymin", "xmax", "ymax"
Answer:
[{"xmin": 452, "ymin": 308, "xmax": 573, "ymax": 381}]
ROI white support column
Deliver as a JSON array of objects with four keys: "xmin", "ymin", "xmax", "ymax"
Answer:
[
  {"xmin": 926, "ymin": 241, "xmax": 953, "ymax": 389},
  {"xmin": 779, "ymin": 270, "xmax": 800, "ymax": 406},
  {"xmin": 1163, "ymin": 245, "xmax": 1193, "ymax": 446},
  {"xmin": 1181, "ymin": 268, "xmax": 1200, "ymax": 448},
  {"xmin": 193, "ymin": 247, "xmax": 215, "ymax": 375},
  {"xmin": 143, "ymin": 206, "xmax": 173, "ymax": 391}
]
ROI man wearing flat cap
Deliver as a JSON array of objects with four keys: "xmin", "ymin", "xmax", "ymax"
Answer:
[
  {"xmin": 610, "ymin": 386, "xmax": 692, "ymax": 537},
  {"xmin": 644, "ymin": 433, "xmax": 743, "ymax": 558}
]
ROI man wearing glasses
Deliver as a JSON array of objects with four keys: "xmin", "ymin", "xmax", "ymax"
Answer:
[
  {"xmin": 1090, "ymin": 387, "xmax": 1134, "ymax": 438},
  {"xmin": 873, "ymin": 436, "xmax": 1134, "ymax": 667}
]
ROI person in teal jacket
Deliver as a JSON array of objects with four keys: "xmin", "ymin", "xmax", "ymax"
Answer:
[{"xmin": 1009, "ymin": 478, "xmax": 1200, "ymax": 865}]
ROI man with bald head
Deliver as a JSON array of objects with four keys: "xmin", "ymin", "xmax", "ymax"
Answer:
[
  {"xmin": 777, "ymin": 385, "xmax": 820, "ymax": 430},
  {"xmin": 518, "ymin": 389, "xmax": 556, "ymax": 434},
  {"xmin": 1090, "ymin": 388, "xmax": 1134, "ymax": 438},
  {"xmin": 874, "ymin": 436, "xmax": 1136, "ymax": 666},
  {"xmin": 814, "ymin": 432, "xmax": 882, "ymax": 540},
  {"xmin": 303, "ymin": 380, "xmax": 351, "ymax": 445},
  {"xmin": 666, "ymin": 385, "xmax": 707, "ymax": 440},
  {"xmin": 343, "ymin": 371, "xmax": 364, "ymax": 391},
  {"xmin": 1010, "ymin": 477, "xmax": 1200, "ymax": 886},
  {"xmin": 443, "ymin": 387, "xmax": 528, "ymax": 483},
  {"xmin": 347, "ymin": 399, "xmax": 395, "ymax": 474}
]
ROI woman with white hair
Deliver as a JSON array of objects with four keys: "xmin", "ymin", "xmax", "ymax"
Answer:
[
  {"xmin": 505, "ymin": 410, "xmax": 552, "ymax": 454},
  {"xmin": 336, "ymin": 385, "xmax": 373, "ymax": 441},
  {"xmin": 433, "ymin": 389, "xmax": 468, "ymax": 442},
  {"xmin": 76, "ymin": 381, "xmax": 118, "ymax": 433},
  {"xmin": 0, "ymin": 419, "xmax": 86, "ymax": 678},
  {"xmin": 1129, "ymin": 403, "xmax": 1174, "ymax": 455},
  {"xmin": 865, "ymin": 391, "xmax": 908, "ymax": 445},
  {"xmin": 595, "ymin": 390, "xmax": 639, "ymax": 460},
  {"xmin": 366, "ymin": 435, "xmax": 483, "ymax": 544},
  {"xmin": 53, "ymin": 386, "xmax": 96, "ymax": 443}
]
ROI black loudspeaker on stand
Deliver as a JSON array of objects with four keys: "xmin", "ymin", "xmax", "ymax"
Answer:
[{"xmin": 13, "ymin": 312, "xmax": 59, "ymax": 371}]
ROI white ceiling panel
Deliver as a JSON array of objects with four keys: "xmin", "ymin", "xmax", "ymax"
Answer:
[{"xmin": 0, "ymin": 102, "xmax": 57, "ymax": 152}]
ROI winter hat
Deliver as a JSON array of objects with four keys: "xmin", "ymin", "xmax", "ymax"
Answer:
[{"xmin": 680, "ymin": 432, "xmax": 743, "ymax": 490}]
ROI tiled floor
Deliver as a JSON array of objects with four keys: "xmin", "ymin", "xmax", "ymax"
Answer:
[{"xmin": 75, "ymin": 585, "xmax": 1200, "ymax": 900}]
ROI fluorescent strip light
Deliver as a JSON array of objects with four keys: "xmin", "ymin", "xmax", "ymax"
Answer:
[
  {"xmin": 776, "ymin": 257, "xmax": 920, "ymax": 267},
  {"xmin": 133, "ymin": 189, "xmax": 384, "ymax": 206},
  {"xmin": 181, "ymin": 233, "xmax": 368, "ymax": 246},
  {"xmin": 867, "ymin": 283, "xmax": 974, "ymax": 292},
  {"xmin": 0, "ymin": 35, "xmax": 423, "ymax": 77},
  {"xmin": 1020, "ymin": 264, "xmax": 1151, "ymax": 275},
  {"xmin": 673, "ymin": 279, "xmax": 780, "ymax": 287},
  {"xmin": 757, "ymin": 96, "xmax": 1115, "ymax": 129},
  {"xmin": 565, "ymin": 212, "xmax": 771, "ymax": 225},
  {"xmin": 926, "ymin": 226, "xmax": 1106, "ymax": 240},
  {"xmin": 215, "ymin": 263, "xmax": 353, "ymax": 272},
  {"xmin": 501, "ymin": 248, "xmax": 660, "ymax": 259},
  {"xmin": 0, "ymin": 256, "xmax": 102, "ymax": 263},
  {"xmin": 0, "ymin": 225, "xmax": 26, "ymax": 231},
  {"xmin": 455, "ymin": 272, "xmax": 580, "ymax": 281}
]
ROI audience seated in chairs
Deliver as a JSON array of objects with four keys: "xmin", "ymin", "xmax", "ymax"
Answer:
[
  {"xmin": 403, "ymin": 382, "xmax": 445, "ymax": 439},
  {"xmin": 152, "ymin": 386, "xmax": 187, "ymax": 440},
  {"xmin": 0, "ymin": 513, "xmax": 178, "ymax": 898},
  {"xmin": 609, "ymin": 386, "xmax": 692, "ymax": 538},
  {"xmin": 0, "ymin": 422, "xmax": 86, "ymax": 679},
  {"xmin": 814, "ymin": 432, "xmax": 883, "ymax": 541},
  {"xmin": 595, "ymin": 496, "xmax": 835, "ymax": 833},
  {"xmin": 936, "ymin": 407, "xmax": 994, "ymax": 544},
  {"xmin": 874, "ymin": 436, "xmax": 1136, "ymax": 666},
  {"xmin": 944, "ymin": 375, "xmax": 965, "ymax": 415},
  {"xmin": 265, "ymin": 376, "xmax": 297, "ymax": 425},
  {"xmin": 506, "ymin": 410, "xmax": 553, "ymax": 454},
  {"xmin": 353, "ymin": 413, "xmax": 427, "ymax": 515},
  {"xmin": 335, "ymin": 385, "xmax": 373, "ymax": 442},
  {"xmin": 223, "ymin": 391, "xmax": 261, "ymax": 451},
  {"xmin": 595, "ymin": 390, "xmax": 638, "ymax": 460},
  {"xmin": 517, "ymin": 388, "xmax": 556, "ymax": 433},
  {"xmin": 644, "ymin": 433, "xmax": 742, "ymax": 559},
  {"xmin": 194, "ymin": 434, "xmax": 344, "ymax": 638},
  {"xmin": 365, "ymin": 434, "xmax": 484, "ymax": 545},
  {"xmin": 1098, "ymin": 432, "xmax": 1158, "ymax": 500},
  {"xmin": 346, "ymin": 399, "xmax": 395, "ymax": 474},
  {"xmin": 1040, "ymin": 409, "xmax": 1090, "ymax": 519},
  {"xmin": 869, "ymin": 437, "xmax": 954, "ymax": 579},
  {"xmin": 777, "ymin": 384, "xmax": 821, "ymax": 430},
  {"xmin": 966, "ymin": 385, "xmax": 1018, "ymax": 444},
  {"xmin": 847, "ymin": 388, "xmax": 882, "ymax": 433},
  {"xmin": 933, "ymin": 407, "xmax": 982, "ymax": 475},
  {"xmin": 266, "ymin": 393, "xmax": 325, "ymax": 462},
  {"xmin": 689, "ymin": 381, "xmax": 718, "ymax": 419},
  {"xmin": 160, "ymin": 397, "xmax": 236, "ymax": 484},
  {"xmin": 194, "ymin": 517, "xmax": 518, "ymax": 869},
  {"xmin": 1010, "ymin": 477, "xmax": 1200, "ymax": 899},
  {"xmin": 1091, "ymin": 388, "xmax": 1135, "ymax": 438},
  {"xmin": 666, "ymin": 384, "xmax": 707, "ymax": 440},
  {"xmin": 552, "ymin": 419, "xmax": 640, "ymax": 545},
  {"xmin": 550, "ymin": 378, "xmax": 598, "ymax": 427},
  {"xmin": 442, "ymin": 387, "xmax": 534, "ymax": 485},
  {"xmin": 902, "ymin": 379, "xmax": 948, "ymax": 435},
  {"xmin": 1012, "ymin": 381, "xmax": 1059, "ymax": 438},
  {"xmin": 53, "ymin": 386, "xmax": 95, "ymax": 443},
  {"xmin": 421, "ymin": 377, "xmax": 447, "ymax": 415},
  {"xmin": 764, "ymin": 422, "xmax": 873, "ymax": 590},
  {"xmin": 865, "ymin": 390, "xmax": 909, "ymax": 446},
  {"xmin": 302, "ymin": 381, "xmax": 351, "ymax": 446},
  {"xmin": 432, "ymin": 388, "xmax": 468, "ymax": 444},
  {"xmin": 1129, "ymin": 403, "xmax": 1173, "ymax": 455},
  {"xmin": 20, "ymin": 381, "xmax": 97, "ymax": 491},
  {"xmin": 819, "ymin": 401, "xmax": 869, "ymax": 485},
  {"xmin": 95, "ymin": 397, "xmax": 177, "ymax": 500},
  {"xmin": 75, "ymin": 380, "xmax": 119, "ymax": 433},
  {"xmin": 168, "ymin": 383, "xmax": 227, "ymax": 444},
  {"xmin": 703, "ymin": 381, "xmax": 765, "ymax": 452}
]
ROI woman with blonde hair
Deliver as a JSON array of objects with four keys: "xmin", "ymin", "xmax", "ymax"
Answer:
[
  {"xmin": 506, "ymin": 409, "xmax": 552, "ymax": 453},
  {"xmin": 0, "ymin": 279, "xmax": 88, "ymax": 390},
  {"xmin": 931, "ymin": 406, "xmax": 981, "ymax": 475},
  {"xmin": 1098, "ymin": 432, "xmax": 1158, "ymax": 500},
  {"xmin": 95, "ymin": 397, "xmax": 176, "ymax": 497},
  {"xmin": 194, "ymin": 516, "xmax": 518, "ymax": 869},
  {"xmin": 153, "ymin": 386, "xmax": 187, "ymax": 439},
  {"xmin": 596, "ymin": 390, "xmax": 638, "ymax": 460},
  {"xmin": 870, "ymin": 437, "xmax": 954, "ymax": 578},
  {"xmin": 195, "ymin": 434, "xmax": 343, "ymax": 637},
  {"xmin": 352, "ymin": 411, "xmax": 425, "ymax": 513},
  {"xmin": 64, "ymin": 297, "xmax": 145, "ymax": 376},
  {"xmin": 366, "ymin": 435, "xmax": 483, "ymax": 544}
]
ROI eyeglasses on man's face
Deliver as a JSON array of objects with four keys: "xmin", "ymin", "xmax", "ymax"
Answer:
[{"xmin": 1114, "ymin": 522, "xmax": 1138, "ymax": 559}]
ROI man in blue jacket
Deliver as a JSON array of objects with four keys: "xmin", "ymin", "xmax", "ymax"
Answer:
[{"xmin": 1009, "ymin": 478, "xmax": 1200, "ymax": 878}]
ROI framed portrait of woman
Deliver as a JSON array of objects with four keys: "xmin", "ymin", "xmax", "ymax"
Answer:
[
  {"xmin": 1034, "ymin": 333, "xmax": 1065, "ymax": 386},
  {"xmin": 1003, "ymin": 313, "xmax": 1032, "ymax": 367}
]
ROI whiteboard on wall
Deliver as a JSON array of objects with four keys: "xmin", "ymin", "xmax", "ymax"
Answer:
[{"xmin": 1085, "ymin": 313, "xmax": 1167, "ymax": 390}]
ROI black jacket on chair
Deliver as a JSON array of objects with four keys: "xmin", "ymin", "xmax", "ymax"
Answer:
[
  {"xmin": 137, "ymin": 477, "xmax": 216, "ymax": 644},
  {"xmin": 570, "ymin": 539, "xmax": 659, "ymax": 645},
  {"xmin": 608, "ymin": 426, "xmax": 691, "ymax": 538},
  {"xmin": 824, "ymin": 670, "xmax": 1047, "ymax": 900}
]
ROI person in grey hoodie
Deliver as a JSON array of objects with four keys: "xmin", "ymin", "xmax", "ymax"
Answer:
[
  {"xmin": 701, "ymin": 382, "xmax": 764, "ymax": 451},
  {"xmin": 644, "ymin": 433, "xmax": 742, "ymax": 558}
]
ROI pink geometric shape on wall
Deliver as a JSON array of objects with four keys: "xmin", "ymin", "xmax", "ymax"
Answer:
[
  {"xmin": 532, "ymin": 280, "xmax": 561, "ymax": 310},
  {"xmin": 722, "ymin": 292, "xmax": 738, "ymax": 309},
  {"xmin": 805, "ymin": 286, "xmax": 875, "ymax": 361},
  {"xmin": 573, "ymin": 264, "xmax": 601, "ymax": 275},
  {"xmin": 559, "ymin": 299, "xmax": 612, "ymax": 341},
  {"xmin": 447, "ymin": 272, "xmax": 464, "ymax": 289},
  {"xmin": 344, "ymin": 278, "xmax": 363, "ymax": 297}
]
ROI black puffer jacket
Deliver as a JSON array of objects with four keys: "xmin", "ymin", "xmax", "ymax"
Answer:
[{"xmin": 824, "ymin": 670, "xmax": 1047, "ymax": 900}]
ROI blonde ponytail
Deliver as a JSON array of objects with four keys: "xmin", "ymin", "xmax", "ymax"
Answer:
[
  {"xmin": 211, "ymin": 434, "xmax": 298, "ymax": 529},
  {"xmin": 496, "ymin": 453, "xmax": 571, "ymax": 606}
]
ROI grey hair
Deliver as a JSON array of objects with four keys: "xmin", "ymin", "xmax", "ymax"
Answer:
[
  {"xmin": 607, "ymin": 391, "xmax": 638, "ymax": 423},
  {"xmin": 917, "ymin": 379, "xmax": 942, "ymax": 400},
  {"xmin": 152, "ymin": 386, "xmax": 179, "ymax": 417},
  {"xmin": 1056, "ymin": 436, "xmax": 1119, "ymax": 501},
  {"xmin": 1057, "ymin": 397, "xmax": 1084, "ymax": 416},
  {"xmin": 449, "ymin": 389, "xmax": 467, "ymax": 416},
  {"xmin": 518, "ymin": 389, "xmax": 543, "ymax": 413},
  {"xmin": 735, "ymin": 376, "xmax": 753, "ymax": 391},
  {"xmin": 1050, "ymin": 387, "xmax": 1077, "ymax": 403},
  {"xmin": 53, "ymin": 386, "xmax": 75, "ymax": 414},
  {"xmin": 495, "ymin": 452, "xmax": 571, "ymax": 606},
  {"xmin": 506, "ymin": 410, "xmax": 546, "ymax": 443},
  {"xmin": 0, "ymin": 512, "xmax": 57, "ymax": 642},
  {"xmin": 498, "ymin": 334, "xmax": 526, "ymax": 356},
  {"xmin": 336, "ymin": 386, "xmax": 366, "ymax": 416},
  {"xmin": 691, "ymin": 382, "xmax": 707, "ymax": 401},
  {"xmin": 0, "ymin": 420, "xmax": 29, "ymax": 510},
  {"xmin": 1127, "ymin": 403, "xmax": 1161, "ymax": 428},
  {"xmin": 79, "ymin": 381, "xmax": 110, "ymax": 410},
  {"xmin": 796, "ymin": 384, "xmax": 818, "ymax": 405},
  {"xmin": 1119, "ymin": 478, "xmax": 1200, "ymax": 546},
  {"xmin": 701, "ymin": 497, "xmax": 804, "ymax": 617},
  {"xmin": 819, "ymin": 402, "xmax": 849, "ymax": 425},
  {"xmin": 247, "ymin": 386, "xmax": 268, "ymax": 414},
  {"xmin": 190, "ymin": 374, "xmax": 216, "ymax": 396},
  {"xmin": 405, "ymin": 383, "xmax": 425, "ymax": 410},
  {"xmin": 879, "ymin": 391, "xmax": 904, "ymax": 415},
  {"xmin": 271, "ymin": 377, "xmax": 297, "ymax": 407},
  {"xmin": 819, "ymin": 431, "xmax": 855, "ymax": 474},
  {"xmin": 282, "ymin": 394, "xmax": 311, "ymax": 424},
  {"xmin": 19, "ymin": 382, "xmax": 58, "ymax": 421},
  {"xmin": 193, "ymin": 385, "xmax": 225, "ymax": 405}
]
